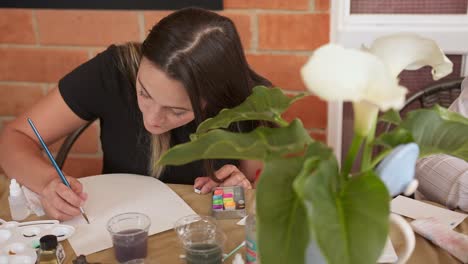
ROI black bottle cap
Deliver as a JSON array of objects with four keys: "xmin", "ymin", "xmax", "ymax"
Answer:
[{"xmin": 40, "ymin": 235, "xmax": 58, "ymax": 251}]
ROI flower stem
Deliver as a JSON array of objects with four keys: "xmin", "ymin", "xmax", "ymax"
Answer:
[
  {"xmin": 369, "ymin": 149, "xmax": 392, "ymax": 169},
  {"xmin": 342, "ymin": 134, "xmax": 364, "ymax": 179},
  {"xmin": 361, "ymin": 118, "xmax": 377, "ymax": 171}
]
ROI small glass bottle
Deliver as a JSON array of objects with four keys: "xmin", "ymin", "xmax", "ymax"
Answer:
[
  {"xmin": 37, "ymin": 235, "xmax": 60, "ymax": 264},
  {"xmin": 245, "ymin": 201, "xmax": 259, "ymax": 264},
  {"xmin": 8, "ymin": 179, "xmax": 30, "ymax": 220}
]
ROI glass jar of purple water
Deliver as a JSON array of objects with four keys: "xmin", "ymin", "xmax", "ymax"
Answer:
[{"xmin": 106, "ymin": 212, "xmax": 151, "ymax": 264}]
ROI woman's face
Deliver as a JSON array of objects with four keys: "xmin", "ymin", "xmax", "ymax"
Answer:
[{"xmin": 136, "ymin": 57, "xmax": 195, "ymax": 135}]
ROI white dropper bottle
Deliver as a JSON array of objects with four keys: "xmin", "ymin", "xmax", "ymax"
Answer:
[{"xmin": 8, "ymin": 179, "xmax": 30, "ymax": 220}]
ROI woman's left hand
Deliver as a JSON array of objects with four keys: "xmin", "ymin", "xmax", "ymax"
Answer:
[{"xmin": 194, "ymin": 164, "xmax": 252, "ymax": 194}]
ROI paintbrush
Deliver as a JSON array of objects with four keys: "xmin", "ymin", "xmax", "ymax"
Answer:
[{"xmin": 27, "ymin": 118, "xmax": 90, "ymax": 224}]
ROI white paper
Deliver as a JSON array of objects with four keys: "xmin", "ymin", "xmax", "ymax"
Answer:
[
  {"xmin": 236, "ymin": 216, "xmax": 247, "ymax": 226},
  {"xmin": 64, "ymin": 174, "xmax": 196, "ymax": 256},
  {"xmin": 391, "ymin": 195, "xmax": 467, "ymax": 228}
]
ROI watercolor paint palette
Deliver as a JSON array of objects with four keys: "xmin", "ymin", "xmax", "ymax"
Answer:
[
  {"xmin": 211, "ymin": 186, "xmax": 246, "ymax": 219},
  {"xmin": 0, "ymin": 219, "xmax": 74, "ymax": 264}
]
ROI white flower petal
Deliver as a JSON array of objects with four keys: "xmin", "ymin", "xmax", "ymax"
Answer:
[
  {"xmin": 361, "ymin": 71, "xmax": 407, "ymax": 111},
  {"xmin": 301, "ymin": 44, "xmax": 407, "ymax": 111},
  {"xmin": 301, "ymin": 44, "xmax": 369, "ymax": 102},
  {"xmin": 353, "ymin": 101, "xmax": 379, "ymax": 136},
  {"xmin": 366, "ymin": 33, "xmax": 453, "ymax": 80}
]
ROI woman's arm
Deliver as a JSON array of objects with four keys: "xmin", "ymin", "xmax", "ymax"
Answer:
[
  {"xmin": 239, "ymin": 159, "xmax": 263, "ymax": 185},
  {"xmin": 0, "ymin": 88, "xmax": 89, "ymax": 220},
  {"xmin": 0, "ymin": 88, "xmax": 87, "ymax": 192}
]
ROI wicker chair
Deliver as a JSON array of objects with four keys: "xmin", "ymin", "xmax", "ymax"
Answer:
[
  {"xmin": 55, "ymin": 121, "xmax": 93, "ymax": 169},
  {"xmin": 384, "ymin": 77, "xmax": 464, "ymax": 133},
  {"xmin": 380, "ymin": 77, "xmax": 464, "ymax": 198},
  {"xmin": 402, "ymin": 77, "xmax": 463, "ymax": 111}
]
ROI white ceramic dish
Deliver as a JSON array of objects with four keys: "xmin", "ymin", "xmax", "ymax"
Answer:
[{"xmin": 0, "ymin": 219, "xmax": 75, "ymax": 264}]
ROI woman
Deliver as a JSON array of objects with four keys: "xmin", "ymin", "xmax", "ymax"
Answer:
[{"xmin": 0, "ymin": 8, "xmax": 268, "ymax": 220}]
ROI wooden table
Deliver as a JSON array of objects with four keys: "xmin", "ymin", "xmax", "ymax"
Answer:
[
  {"xmin": 390, "ymin": 201, "xmax": 467, "ymax": 264},
  {"xmin": 0, "ymin": 182, "xmax": 466, "ymax": 264},
  {"xmin": 0, "ymin": 184, "xmax": 254, "ymax": 264}
]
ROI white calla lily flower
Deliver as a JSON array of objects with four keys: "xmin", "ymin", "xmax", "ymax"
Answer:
[
  {"xmin": 365, "ymin": 33, "xmax": 453, "ymax": 79},
  {"xmin": 301, "ymin": 33, "xmax": 453, "ymax": 136},
  {"xmin": 301, "ymin": 43, "xmax": 407, "ymax": 112},
  {"xmin": 353, "ymin": 101, "xmax": 379, "ymax": 137}
]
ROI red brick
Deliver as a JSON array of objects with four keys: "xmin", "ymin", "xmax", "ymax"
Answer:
[
  {"xmin": 258, "ymin": 14, "xmax": 329, "ymax": 50},
  {"xmin": 71, "ymin": 125, "xmax": 99, "ymax": 154},
  {"xmin": 50, "ymin": 123, "xmax": 100, "ymax": 154},
  {"xmin": 315, "ymin": 0, "xmax": 330, "ymax": 11},
  {"xmin": 143, "ymin": 11, "xmax": 173, "ymax": 34},
  {"xmin": 219, "ymin": 12, "xmax": 252, "ymax": 49},
  {"xmin": 36, "ymin": 10, "xmax": 140, "ymax": 46},
  {"xmin": 0, "ymin": 84, "xmax": 43, "ymax": 115},
  {"xmin": 224, "ymin": 0, "xmax": 309, "ymax": 10},
  {"xmin": 282, "ymin": 95, "xmax": 327, "ymax": 129},
  {"xmin": 0, "ymin": 9, "xmax": 35, "ymax": 44},
  {"xmin": 89, "ymin": 46, "xmax": 110, "ymax": 57},
  {"xmin": 247, "ymin": 54, "xmax": 309, "ymax": 91},
  {"xmin": 49, "ymin": 138, "xmax": 65, "ymax": 153},
  {"xmin": 144, "ymin": 11, "xmax": 252, "ymax": 49},
  {"xmin": 0, "ymin": 47, "xmax": 88, "ymax": 82},
  {"xmin": 310, "ymin": 131, "xmax": 327, "ymax": 143},
  {"xmin": 62, "ymin": 157, "xmax": 103, "ymax": 178}
]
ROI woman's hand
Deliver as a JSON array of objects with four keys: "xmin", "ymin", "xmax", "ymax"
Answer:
[
  {"xmin": 40, "ymin": 176, "xmax": 87, "ymax": 221},
  {"xmin": 194, "ymin": 164, "xmax": 252, "ymax": 194}
]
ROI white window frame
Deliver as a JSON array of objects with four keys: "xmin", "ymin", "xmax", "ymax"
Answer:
[{"xmin": 328, "ymin": 0, "xmax": 468, "ymax": 162}]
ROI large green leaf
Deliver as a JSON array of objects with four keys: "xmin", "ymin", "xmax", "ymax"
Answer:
[
  {"xmin": 256, "ymin": 155, "xmax": 310, "ymax": 264},
  {"xmin": 158, "ymin": 119, "xmax": 312, "ymax": 165},
  {"xmin": 294, "ymin": 142, "xmax": 340, "ymax": 196},
  {"xmin": 399, "ymin": 105, "xmax": 468, "ymax": 160},
  {"xmin": 294, "ymin": 143, "xmax": 389, "ymax": 264},
  {"xmin": 337, "ymin": 172, "xmax": 389, "ymax": 264},
  {"xmin": 379, "ymin": 109, "xmax": 402, "ymax": 125},
  {"xmin": 196, "ymin": 86, "xmax": 304, "ymax": 134},
  {"xmin": 374, "ymin": 128, "xmax": 414, "ymax": 149},
  {"xmin": 434, "ymin": 104, "xmax": 468, "ymax": 125}
]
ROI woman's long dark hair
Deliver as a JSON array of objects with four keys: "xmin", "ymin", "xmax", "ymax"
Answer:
[{"xmin": 119, "ymin": 7, "xmax": 271, "ymax": 178}]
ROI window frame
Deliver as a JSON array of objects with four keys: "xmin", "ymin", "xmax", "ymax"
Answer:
[{"xmin": 328, "ymin": 0, "xmax": 468, "ymax": 162}]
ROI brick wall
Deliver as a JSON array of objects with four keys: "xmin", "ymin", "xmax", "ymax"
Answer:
[{"xmin": 0, "ymin": 0, "xmax": 330, "ymax": 177}]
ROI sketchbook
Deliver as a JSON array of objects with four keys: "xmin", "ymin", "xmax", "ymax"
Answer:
[{"xmin": 63, "ymin": 173, "xmax": 196, "ymax": 256}]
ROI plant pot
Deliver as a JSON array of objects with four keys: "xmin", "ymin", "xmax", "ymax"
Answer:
[{"xmin": 306, "ymin": 213, "xmax": 415, "ymax": 264}]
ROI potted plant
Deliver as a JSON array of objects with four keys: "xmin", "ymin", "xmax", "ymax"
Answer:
[{"xmin": 158, "ymin": 33, "xmax": 468, "ymax": 264}]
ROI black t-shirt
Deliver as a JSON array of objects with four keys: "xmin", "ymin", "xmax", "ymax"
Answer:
[{"xmin": 59, "ymin": 45, "xmax": 238, "ymax": 184}]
